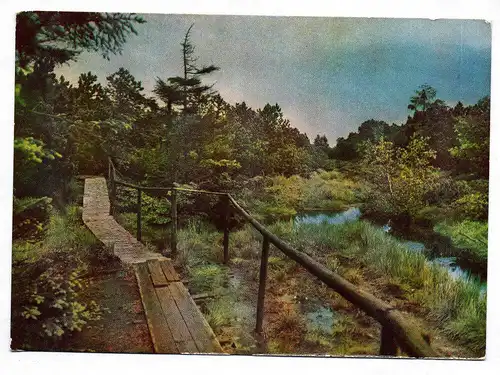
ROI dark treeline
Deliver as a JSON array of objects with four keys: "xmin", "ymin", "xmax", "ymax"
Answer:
[
  {"xmin": 14, "ymin": 13, "xmax": 331, "ymax": 204},
  {"xmin": 12, "ymin": 11, "xmax": 489, "ymax": 356},
  {"xmin": 333, "ymin": 84, "xmax": 489, "ymax": 180},
  {"xmin": 14, "ymin": 12, "xmax": 490, "ymax": 236}
]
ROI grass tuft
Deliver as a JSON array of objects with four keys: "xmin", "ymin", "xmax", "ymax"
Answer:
[{"xmin": 268, "ymin": 219, "xmax": 486, "ymax": 355}]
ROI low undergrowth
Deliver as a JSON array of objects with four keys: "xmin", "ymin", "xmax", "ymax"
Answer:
[
  {"xmin": 238, "ymin": 169, "xmax": 361, "ymax": 221},
  {"xmin": 172, "ymin": 216, "xmax": 484, "ymax": 357},
  {"xmin": 176, "ymin": 221, "xmax": 233, "ymax": 334},
  {"xmin": 270, "ymin": 220, "xmax": 486, "ymax": 356},
  {"xmin": 11, "ymin": 205, "xmax": 118, "ymax": 350}
]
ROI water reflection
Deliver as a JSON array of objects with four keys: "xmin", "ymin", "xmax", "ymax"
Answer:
[
  {"xmin": 294, "ymin": 208, "xmax": 486, "ymax": 289},
  {"xmin": 295, "ymin": 207, "xmax": 361, "ymax": 225},
  {"xmin": 304, "ymin": 306, "xmax": 337, "ymax": 335}
]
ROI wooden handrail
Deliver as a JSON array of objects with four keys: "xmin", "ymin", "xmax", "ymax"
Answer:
[
  {"xmin": 114, "ymin": 180, "xmax": 142, "ymax": 190},
  {"xmin": 106, "ymin": 157, "xmax": 437, "ymax": 357},
  {"xmin": 227, "ymin": 194, "xmax": 437, "ymax": 358}
]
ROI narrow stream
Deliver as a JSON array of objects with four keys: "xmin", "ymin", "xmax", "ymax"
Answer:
[
  {"xmin": 295, "ymin": 208, "xmax": 486, "ymax": 284},
  {"xmin": 295, "ymin": 208, "xmax": 487, "ymax": 332}
]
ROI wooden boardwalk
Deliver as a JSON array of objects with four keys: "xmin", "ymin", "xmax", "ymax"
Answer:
[
  {"xmin": 82, "ymin": 177, "xmax": 223, "ymax": 354},
  {"xmin": 83, "ymin": 177, "xmax": 165, "ymax": 263},
  {"xmin": 136, "ymin": 259, "xmax": 223, "ymax": 353}
]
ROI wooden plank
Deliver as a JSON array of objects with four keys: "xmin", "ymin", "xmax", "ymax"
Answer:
[
  {"xmin": 135, "ymin": 263, "xmax": 177, "ymax": 353},
  {"xmin": 155, "ymin": 286, "xmax": 198, "ymax": 353},
  {"xmin": 168, "ymin": 282, "xmax": 223, "ymax": 353},
  {"xmin": 148, "ymin": 260, "xmax": 168, "ymax": 287},
  {"xmin": 160, "ymin": 260, "xmax": 180, "ymax": 282},
  {"xmin": 192, "ymin": 292, "xmax": 217, "ymax": 301}
]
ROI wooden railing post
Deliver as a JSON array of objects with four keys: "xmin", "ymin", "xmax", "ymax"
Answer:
[
  {"xmin": 171, "ymin": 188, "xmax": 178, "ymax": 256},
  {"xmin": 109, "ymin": 165, "xmax": 116, "ymax": 216},
  {"xmin": 379, "ymin": 325, "xmax": 398, "ymax": 356},
  {"xmin": 108, "ymin": 158, "xmax": 112, "ymax": 183},
  {"xmin": 255, "ymin": 236, "xmax": 270, "ymax": 334},
  {"xmin": 223, "ymin": 194, "xmax": 230, "ymax": 264},
  {"xmin": 137, "ymin": 188, "xmax": 142, "ymax": 242}
]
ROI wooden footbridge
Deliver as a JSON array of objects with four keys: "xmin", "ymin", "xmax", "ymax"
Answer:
[
  {"xmin": 81, "ymin": 158, "xmax": 438, "ymax": 357},
  {"xmin": 82, "ymin": 177, "xmax": 222, "ymax": 353}
]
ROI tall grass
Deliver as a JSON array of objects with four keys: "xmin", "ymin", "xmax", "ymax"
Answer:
[
  {"xmin": 241, "ymin": 169, "xmax": 361, "ymax": 221},
  {"xmin": 13, "ymin": 205, "xmax": 99, "ymax": 265},
  {"xmin": 434, "ymin": 220, "xmax": 488, "ymax": 266},
  {"xmin": 269, "ymin": 219, "xmax": 487, "ymax": 355},
  {"xmin": 176, "ymin": 221, "xmax": 239, "ymax": 337},
  {"xmin": 177, "ymin": 220, "xmax": 223, "ymax": 267}
]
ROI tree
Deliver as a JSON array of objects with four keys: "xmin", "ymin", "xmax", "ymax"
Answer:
[
  {"xmin": 106, "ymin": 68, "xmax": 157, "ymax": 121},
  {"xmin": 166, "ymin": 24, "xmax": 220, "ymax": 113},
  {"xmin": 314, "ymin": 135, "xmax": 329, "ymax": 149},
  {"xmin": 153, "ymin": 78, "xmax": 183, "ymax": 116},
  {"xmin": 331, "ymin": 119, "xmax": 396, "ymax": 161},
  {"xmin": 450, "ymin": 97, "xmax": 490, "ymax": 178},
  {"xmin": 16, "ymin": 12, "xmax": 145, "ymax": 69},
  {"xmin": 14, "ymin": 12, "xmax": 145, "ymax": 199},
  {"xmin": 408, "ymin": 84, "xmax": 437, "ymax": 113},
  {"xmin": 361, "ymin": 135, "xmax": 439, "ymax": 219}
]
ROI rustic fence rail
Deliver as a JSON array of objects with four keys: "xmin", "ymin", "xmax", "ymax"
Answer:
[{"xmin": 107, "ymin": 157, "xmax": 437, "ymax": 358}]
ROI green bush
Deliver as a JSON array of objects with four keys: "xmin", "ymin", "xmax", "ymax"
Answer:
[
  {"xmin": 190, "ymin": 264, "xmax": 227, "ymax": 293},
  {"xmin": 434, "ymin": 220, "xmax": 488, "ymax": 265},
  {"xmin": 12, "ymin": 257, "xmax": 102, "ymax": 348},
  {"xmin": 242, "ymin": 170, "xmax": 360, "ymax": 221},
  {"xmin": 142, "ymin": 193, "xmax": 171, "ymax": 225},
  {"xmin": 12, "ymin": 196, "xmax": 52, "ymax": 240},
  {"xmin": 452, "ymin": 193, "xmax": 488, "ymax": 221},
  {"xmin": 11, "ymin": 207, "xmax": 105, "ymax": 350}
]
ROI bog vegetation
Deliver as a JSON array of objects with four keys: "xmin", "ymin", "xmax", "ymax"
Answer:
[{"xmin": 12, "ymin": 12, "xmax": 488, "ymax": 356}]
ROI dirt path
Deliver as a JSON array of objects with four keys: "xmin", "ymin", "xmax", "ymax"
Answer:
[{"xmin": 63, "ymin": 265, "xmax": 153, "ymax": 353}]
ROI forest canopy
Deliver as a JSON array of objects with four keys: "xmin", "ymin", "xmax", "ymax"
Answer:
[{"xmin": 12, "ymin": 12, "xmax": 490, "ymax": 358}]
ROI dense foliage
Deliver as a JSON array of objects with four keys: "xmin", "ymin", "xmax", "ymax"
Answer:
[{"xmin": 13, "ymin": 12, "xmax": 490, "ymax": 355}]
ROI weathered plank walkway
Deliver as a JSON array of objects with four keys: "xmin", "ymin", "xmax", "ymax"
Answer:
[
  {"xmin": 83, "ymin": 177, "xmax": 164, "ymax": 263},
  {"xmin": 136, "ymin": 259, "xmax": 223, "ymax": 353},
  {"xmin": 82, "ymin": 177, "xmax": 223, "ymax": 354}
]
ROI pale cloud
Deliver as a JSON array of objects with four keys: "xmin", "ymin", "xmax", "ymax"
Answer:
[{"xmin": 54, "ymin": 15, "xmax": 491, "ymax": 144}]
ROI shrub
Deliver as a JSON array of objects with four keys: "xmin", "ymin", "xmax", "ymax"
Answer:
[
  {"xmin": 190, "ymin": 264, "xmax": 227, "ymax": 293},
  {"xmin": 12, "ymin": 196, "xmax": 52, "ymax": 240},
  {"xmin": 11, "ymin": 207, "xmax": 104, "ymax": 350},
  {"xmin": 11, "ymin": 257, "xmax": 102, "ymax": 349},
  {"xmin": 242, "ymin": 170, "xmax": 360, "ymax": 220},
  {"xmin": 204, "ymin": 296, "xmax": 235, "ymax": 333},
  {"xmin": 452, "ymin": 193, "xmax": 488, "ymax": 221},
  {"xmin": 142, "ymin": 193, "xmax": 171, "ymax": 225}
]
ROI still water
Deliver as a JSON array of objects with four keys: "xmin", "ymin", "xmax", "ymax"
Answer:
[{"xmin": 294, "ymin": 208, "xmax": 485, "ymax": 286}]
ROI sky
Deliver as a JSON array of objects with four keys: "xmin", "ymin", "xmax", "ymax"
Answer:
[{"xmin": 55, "ymin": 14, "xmax": 491, "ymax": 144}]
